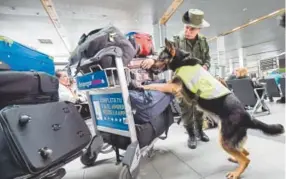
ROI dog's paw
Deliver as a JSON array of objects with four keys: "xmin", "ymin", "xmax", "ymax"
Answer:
[{"xmin": 226, "ymin": 171, "xmax": 240, "ymax": 179}]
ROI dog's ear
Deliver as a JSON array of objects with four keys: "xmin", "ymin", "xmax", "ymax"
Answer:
[
  {"xmin": 164, "ymin": 38, "xmax": 171, "ymax": 48},
  {"xmin": 164, "ymin": 38, "xmax": 176, "ymax": 57}
]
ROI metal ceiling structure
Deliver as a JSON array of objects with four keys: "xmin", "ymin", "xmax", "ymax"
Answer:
[{"xmin": 0, "ymin": 0, "xmax": 285, "ymax": 72}]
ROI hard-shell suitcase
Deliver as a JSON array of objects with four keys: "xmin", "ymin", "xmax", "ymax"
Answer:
[
  {"xmin": 0, "ymin": 101, "xmax": 92, "ymax": 179},
  {"xmin": 0, "ymin": 71, "xmax": 59, "ymax": 109},
  {"xmin": 0, "ymin": 36, "xmax": 55, "ymax": 75}
]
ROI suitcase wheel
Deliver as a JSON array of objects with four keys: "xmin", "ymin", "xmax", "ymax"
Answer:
[
  {"xmin": 80, "ymin": 150, "xmax": 98, "ymax": 166},
  {"xmin": 118, "ymin": 165, "xmax": 133, "ymax": 179}
]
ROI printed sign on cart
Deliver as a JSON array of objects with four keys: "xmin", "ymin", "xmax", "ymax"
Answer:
[
  {"xmin": 76, "ymin": 71, "xmax": 108, "ymax": 90},
  {"xmin": 90, "ymin": 93, "xmax": 129, "ymax": 131}
]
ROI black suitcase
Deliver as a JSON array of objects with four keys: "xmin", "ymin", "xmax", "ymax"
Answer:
[
  {"xmin": 0, "ymin": 101, "xmax": 92, "ymax": 179},
  {"xmin": 0, "ymin": 71, "xmax": 59, "ymax": 109}
]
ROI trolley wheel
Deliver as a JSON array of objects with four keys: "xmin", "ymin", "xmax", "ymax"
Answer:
[
  {"xmin": 80, "ymin": 150, "xmax": 98, "ymax": 166},
  {"xmin": 42, "ymin": 168, "xmax": 66, "ymax": 179},
  {"xmin": 118, "ymin": 165, "xmax": 133, "ymax": 179},
  {"xmin": 147, "ymin": 146, "xmax": 155, "ymax": 158}
]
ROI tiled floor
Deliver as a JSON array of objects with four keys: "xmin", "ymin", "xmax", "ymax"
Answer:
[{"xmin": 64, "ymin": 101, "xmax": 285, "ymax": 179}]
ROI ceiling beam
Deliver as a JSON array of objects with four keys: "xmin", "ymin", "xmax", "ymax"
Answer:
[
  {"xmin": 40, "ymin": 0, "xmax": 72, "ymax": 53},
  {"xmin": 208, "ymin": 8, "xmax": 286, "ymax": 42},
  {"xmin": 159, "ymin": 0, "xmax": 184, "ymax": 25}
]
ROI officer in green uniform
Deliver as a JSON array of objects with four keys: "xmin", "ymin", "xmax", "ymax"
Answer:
[{"xmin": 141, "ymin": 9, "xmax": 211, "ymax": 149}]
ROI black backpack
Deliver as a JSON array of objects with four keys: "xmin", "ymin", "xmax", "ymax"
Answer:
[{"xmin": 68, "ymin": 25, "xmax": 136, "ymax": 75}]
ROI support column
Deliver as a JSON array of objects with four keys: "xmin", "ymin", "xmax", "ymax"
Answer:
[
  {"xmin": 154, "ymin": 23, "xmax": 172, "ymax": 81},
  {"xmin": 153, "ymin": 24, "xmax": 160, "ymax": 51},
  {"xmin": 159, "ymin": 24, "xmax": 167, "ymax": 47},
  {"xmin": 153, "ymin": 23, "xmax": 167, "ymax": 50},
  {"xmin": 229, "ymin": 58, "xmax": 233, "ymax": 74},
  {"xmin": 238, "ymin": 48, "xmax": 246, "ymax": 67},
  {"xmin": 216, "ymin": 36, "xmax": 226, "ymax": 78}
]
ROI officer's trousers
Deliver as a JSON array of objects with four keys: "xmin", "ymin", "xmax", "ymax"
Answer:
[{"xmin": 178, "ymin": 98, "xmax": 204, "ymax": 135}]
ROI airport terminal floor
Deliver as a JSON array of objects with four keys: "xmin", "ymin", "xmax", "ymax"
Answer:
[{"xmin": 64, "ymin": 100, "xmax": 285, "ymax": 179}]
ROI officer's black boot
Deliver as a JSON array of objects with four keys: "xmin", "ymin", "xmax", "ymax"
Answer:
[
  {"xmin": 196, "ymin": 117, "xmax": 210, "ymax": 142},
  {"xmin": 186, "ymin": 127, "xmax": 197, "ymax": 149}
]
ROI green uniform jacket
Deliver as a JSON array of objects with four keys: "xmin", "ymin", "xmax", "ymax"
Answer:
[{"xmin": 173, "ymin": 33, "xmax": 211, "ymax": 69}]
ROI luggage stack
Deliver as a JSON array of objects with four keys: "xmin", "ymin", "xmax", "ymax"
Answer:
[
  {"xmin": 0, "ymin": 37, "xmax": 91, "ymax": 179},
  {"xmin": 68, "ymin": 26, "xmax": 174, "ymax": 177}
]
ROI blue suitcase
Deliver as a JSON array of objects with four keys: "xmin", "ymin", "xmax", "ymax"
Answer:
[{"xmin": 0, "ymin": 36, "xmax": 55, "ymax": 75}]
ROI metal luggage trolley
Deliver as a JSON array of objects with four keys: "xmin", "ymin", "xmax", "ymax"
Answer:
[{"xmin": 75, "ymin": 46, "xmax": 156, "ymax": 179}]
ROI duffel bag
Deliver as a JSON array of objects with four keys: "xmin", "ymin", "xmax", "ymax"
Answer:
[
  {"xmin": 0, "ymin": 71, "xmax": 59, "ymax": 108},
  {"xmin": 126, "ymin": 32, "xmax": 155, "ymax": 57},
  {"xmin": 129, "ymin": 90, "xmax": 173, "ymax": 125},
  {"xmin": 0, "ymin": 101, "xmax": 91, "ymax": 179},
  {"xmin": 100, "ymin": 105, "xmax": 174, "ymax": 149},
  {"xmin": 68, "ymin": 25, "xmax": 136, "ymax": 75}
]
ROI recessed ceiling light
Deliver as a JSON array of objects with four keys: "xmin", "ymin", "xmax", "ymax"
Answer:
[{"xmin": 243, "ymin": 8, "xmax": 247, "ymax": 12}]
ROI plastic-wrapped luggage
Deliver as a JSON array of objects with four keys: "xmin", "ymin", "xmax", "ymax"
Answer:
[
  {"xmin": 0, "ymin": 101, "xmax": 91, "ymax": 179},
  {"xmin": 0, "ymin": 71, "xmax": 59, "ymax": 109},
  {"xmin": 68, "ymin": 25, "xmax": 136, "ymax": 75},
  {"xmin": 0, "ymin": 36, "xmax": 55, "ymax": 75}
]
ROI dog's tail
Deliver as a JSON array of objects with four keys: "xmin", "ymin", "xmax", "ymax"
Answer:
[{"xmin": 248, "ymin": 118, "xmax": 284, "ymax": 135}]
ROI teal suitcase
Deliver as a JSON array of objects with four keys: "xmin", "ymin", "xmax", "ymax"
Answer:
[{"xmin": 0, "ymin": 36, "xmax": 55, "ymax": 75}]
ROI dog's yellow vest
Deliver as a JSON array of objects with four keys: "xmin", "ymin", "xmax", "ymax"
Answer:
[{"xmin": 175, "ymin": 65, "xmax": 231, "ymax": 99}]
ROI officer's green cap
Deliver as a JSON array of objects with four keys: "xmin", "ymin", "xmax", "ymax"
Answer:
[{"xmin": 182, "ymin": 9, "xmax": 210, "ymax": 28}]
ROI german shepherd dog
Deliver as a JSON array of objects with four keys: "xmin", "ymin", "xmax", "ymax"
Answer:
[{"xmin": 143, "ymin": 39, "xmax": 285, "ymax": 179}]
